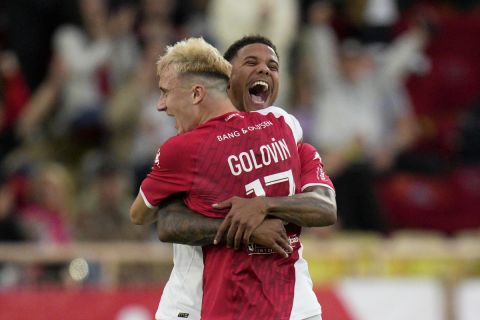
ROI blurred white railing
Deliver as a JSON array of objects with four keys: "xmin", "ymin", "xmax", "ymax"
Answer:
[{"xmin": 0, "ymin": 231, "xmax": 479, "ymax": 286}]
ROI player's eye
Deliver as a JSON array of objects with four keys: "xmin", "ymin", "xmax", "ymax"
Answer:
[
  {"xmin": 159, "ymin": 88, "xmax": 168, "ymax": 98},
  {"xmin": 269, "ymin": 64, "xmax": 279, "ymax": 71}
]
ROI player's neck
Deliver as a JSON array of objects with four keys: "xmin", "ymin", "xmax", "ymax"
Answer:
[{"xmin": 198, "ymin": 98, "xmax": 238, "ymax": 125}]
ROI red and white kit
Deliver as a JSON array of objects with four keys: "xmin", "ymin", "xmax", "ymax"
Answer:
[{"xmin": 140, "ymin": 106, "xmax": 333, "ymax": 320}]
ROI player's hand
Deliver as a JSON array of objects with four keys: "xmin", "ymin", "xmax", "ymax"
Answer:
[
  {"xmin": 213, "ymin": 196, "xmax": 268, "ymax": 249},
  {"xmin": 251, "ymin": 219, "xmax": 292, "ymax": 258}
]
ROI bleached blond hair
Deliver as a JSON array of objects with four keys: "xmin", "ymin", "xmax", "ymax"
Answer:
[{"xmin": 157, "ymin": 37, "xmax": 232, "ymax": 81}]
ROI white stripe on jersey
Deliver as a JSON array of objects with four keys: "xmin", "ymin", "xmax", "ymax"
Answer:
[
  {"xmin": 301, "ymin": 183, "xmax": 336, "ymax": 194},
  {"xmin": 139, "ymin": 187, "xmax": 155, "ymax": 209},
  {"xmin": 254, "ymin": 106, "xmax": 303, "ymax": 143}
]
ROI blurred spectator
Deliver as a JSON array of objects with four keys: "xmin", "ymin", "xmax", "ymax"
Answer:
[
  {"xmin": 105, "ymin": 17, "xmax": 176, "ymax": 192},
  {"xmin": 175, "ymin": 0, "xmax": 216, "ymax": 43},
  {"xmin": 342, "ymin": 0, "xmax": 400, "ymax": 44},
  {"xmin": 0, "ymin": 0, "xmax": 477, "ymax": 245},
  {"xmin": 298, "ymin": 1, "xmax": 428, "ymax": 232},
  {"xmin": 74, "ymin": 156, "xmax": 148, "ymax": 241},
  {"xmin": 403, "ymin": 2, "xmax": 480, "ymax": 164},
  {"xmin": 48, "ymin": 0, "xmax": 112, "ymax": 157},
  {"xmin": 13, "ymin": 54, "xmax": 65, "ymax": 144},
  {"xmin": 18, "ymin": 162, "xmax": 74, "ymax": 243},
  {"xmin": 141, "ymin": 0, "xmax": 176, "ymax": 21},
  {"xmin": 207, "ymin": 0, "xmax": 299, "ymax": 108},
  {"xmin": 0, "ymin": 172, "xmax": 26, "ymax": 242},
  {"xmin": 14, "ymin": 1, "xmax": 141, "ymax": 163},
  {"xmin": 457, "ymin": 97, "xmax": 480, "ymax": 165},
  {"xmin": 4, "ymin": 0, "xmax": 75, "ymax": 90},
  {"xmin": 137, "ymin": 0, "xmax": 179, "ymax": 41},
  {"xmin": 0, "ymin": 51, "xmax": 30, "ymax": 163},
  {"xmin": 107, "ymin": 1, "xmax": 141, "ymax": 89},
  {"xmin": 0, "ymin": 170, "xmax": 25, "ymax": 288},
  {"xmin": 11, "ymin": 162, "xmax": 76, "ymax": 285}
]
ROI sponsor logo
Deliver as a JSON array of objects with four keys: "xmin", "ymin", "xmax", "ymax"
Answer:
[
  {"xmin": 247, "ymin": 243, "xmax": 274, "ymax": 255},
  {"xmin": 177, "ymin": 312, "xmax": 189, "ymax": 318},
  {"xmin": 247, "ymin": 235, "xmax": 300, "ymax": 255},
  {"xmin": 217, "ymin": 120, "xmax": 274, "ymax": 142},
  {"xmin": 217, "ymin": 130, "xmax": 241, "ymax": 141},
  {"xmin": 289, "ymin": 236, "xmax": 299, "ymax": 245}
]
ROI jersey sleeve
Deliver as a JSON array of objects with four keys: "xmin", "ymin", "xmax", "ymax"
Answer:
[
  {"xmin": 139, "ymin": 136, "xmax": 194, "ymax": 208},
  {"xmin": 254, "ymin": 106, "xmax": 303, "ymax": 143},
  {"xmin": 298, "ymin": 143, "xmax": 335, "ymax": 193}
]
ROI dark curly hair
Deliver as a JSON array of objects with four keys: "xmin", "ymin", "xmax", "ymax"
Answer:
[{"xmin": 223, "ymin": 35, "xmax": 279, "ymax": 62}]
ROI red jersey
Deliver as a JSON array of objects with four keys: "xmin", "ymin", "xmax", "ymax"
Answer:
[
  {"xmin": 298, "ymin": 142, "xmax": 335, "ymax": 193},
  {"xmin": 141, "ymin": 107, "xmax": 305, "ymax": 319}
]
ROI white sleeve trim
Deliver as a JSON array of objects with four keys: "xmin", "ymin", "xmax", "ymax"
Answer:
[
  {"xmin": 301, "ymin": 183, "xmax": 336, "ymax": 194},
  {"xmin": 254, "ymin": 106, "xmax": 303, "ymax": 143},
  {"xmin": 139, "ymin": 188, "xmax": 155, "ymax": 209}
]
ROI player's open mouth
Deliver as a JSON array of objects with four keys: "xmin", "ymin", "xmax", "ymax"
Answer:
[{"xmin": 248, "ymin": 80, "xmax": 270, "ymax": 106}]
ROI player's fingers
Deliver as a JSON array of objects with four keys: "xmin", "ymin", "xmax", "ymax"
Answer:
[
  {"xmin": 212, "ymin": 198, "xmax": 232, "ymax": 209},
  {"xmin": 233, "ymin": 224, "xmax": 245, "ymax": 250},
  {"xmin": 270, "ymin": 243, "xmax": 289, "ymax": 258},
  {"xmin": 226, "ymin": 221, "xmax": 238, "ymax": 248},
  {"xmin": 277, "ymin": 237, "xmax": 293, "ymax": 254},
  {"xmin": 243, "ymin": 228, "xmax": 253, "ymax": 247},
  {"xmin": 214, "ymin": 219, "xmax": 230, "ymax": 245}
]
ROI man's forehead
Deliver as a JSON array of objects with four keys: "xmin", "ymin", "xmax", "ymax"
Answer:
[
  {"xmin": 158, "ymin": 65, "xmax": 176, "ymax": 84},
  {"xmin": 235, "ymin": 43, "xmax": 278, "ymax": 62}
]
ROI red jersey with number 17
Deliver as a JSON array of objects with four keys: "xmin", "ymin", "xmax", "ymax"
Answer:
[{"xmin": 141, "ymin": 106, "xmax": 305, "ymax": 319}]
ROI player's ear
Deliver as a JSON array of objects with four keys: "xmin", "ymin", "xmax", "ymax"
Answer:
[{"xmin": 192, "ymin": 85, "xmax": 206, "ymax": 104}]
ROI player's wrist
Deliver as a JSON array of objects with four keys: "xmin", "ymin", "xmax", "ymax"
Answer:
[{"xmin": 261, "ymin": 196, "xmax": 273, "ymax": 216}]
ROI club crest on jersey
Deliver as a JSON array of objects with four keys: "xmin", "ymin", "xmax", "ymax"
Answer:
[
  {"xmin": 154, "ymin": 149, "xmax": 161, "ymax": 167},
  {"xmin": 313, "ymin": 152, "xmax": 327, "ymax": 181}
]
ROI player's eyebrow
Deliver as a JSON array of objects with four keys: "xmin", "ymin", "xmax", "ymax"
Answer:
[
  {"xmin": 243, "ymin": 55, "xmax": 258, "ymax": 62},
  {"xmin": 269, "ymin": 59, "xmax": 279, "ymax": 67},
  {"xmin": 158, "ymin": 86, "xmax": 169, "ymax": 97},
  {"xmin": 243, "ymin": 56, "xmax": 279, "ymax": 66}
]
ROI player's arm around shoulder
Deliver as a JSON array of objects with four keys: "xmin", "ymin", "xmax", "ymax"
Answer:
[
  {"xmin": 264, "ymin": 143, "xmax": 337, "ymax": 227},
  {"xmin": 156, "ymin": 195, "xmax": 223, "ymax": 245},
  {"xmin": 262, "ymin": 184, "xmax": 336, "ymax": 227}
]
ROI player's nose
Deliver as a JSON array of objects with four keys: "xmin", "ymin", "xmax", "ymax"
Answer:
[
  {"xmin": 256, "ymin": 63, "xmax": 270, "ymax": 75},
  {"xmin": 157, "ymin": 98, "xmax": 166, "ymax": 112}
]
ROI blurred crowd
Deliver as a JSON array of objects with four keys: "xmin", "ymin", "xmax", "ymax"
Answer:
[{"xmin": 1, "ymin": 0, "xmax": 480, "ymax": 264}]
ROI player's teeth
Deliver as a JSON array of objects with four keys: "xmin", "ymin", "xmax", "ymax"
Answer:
[{"xmin": 251, "ymin": 81, "xmax": 268, "ymax": 90}]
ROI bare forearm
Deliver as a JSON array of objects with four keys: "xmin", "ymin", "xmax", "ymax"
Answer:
[
  {"xmin": 157, "ymin": 201, "xmax": 221, "ymax": 246},
  {"xmin": 265, "ymin": 187, "xmax": 337, "ymax": 227},
  {"xmin": 130, "ymin": 194, "xmax": 158, "ymax": 225}
]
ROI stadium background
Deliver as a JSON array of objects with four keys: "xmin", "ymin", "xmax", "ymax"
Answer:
[{"xmin": 0, "ymin": 0, "xmax": 479, "ymax": 319}]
